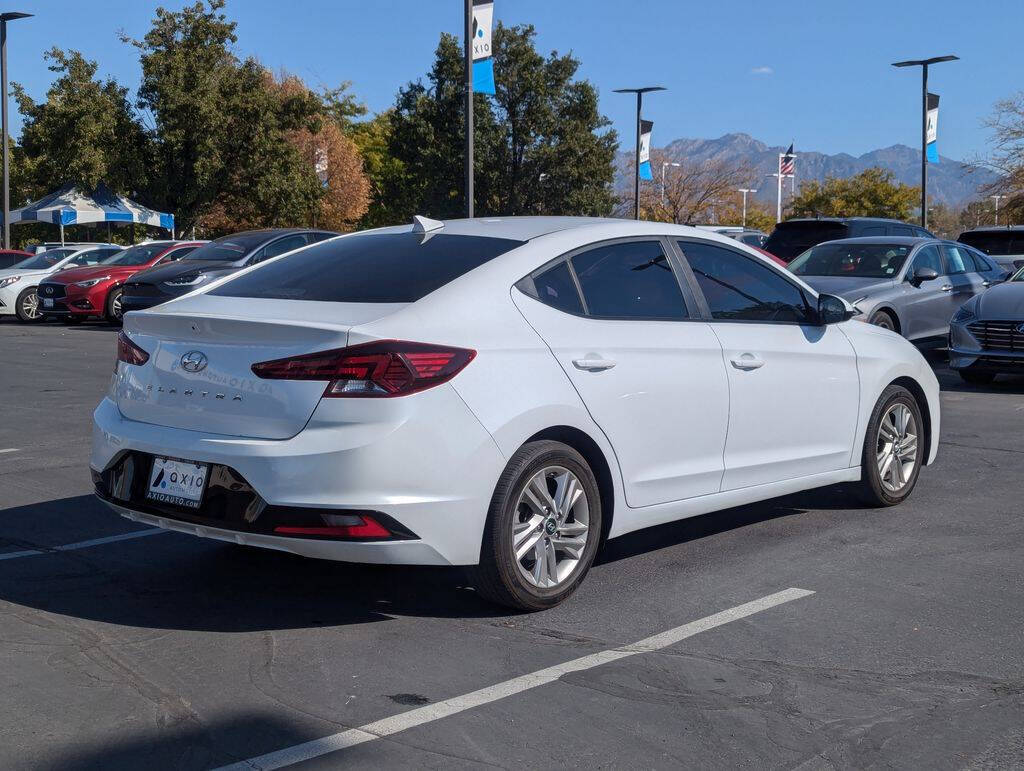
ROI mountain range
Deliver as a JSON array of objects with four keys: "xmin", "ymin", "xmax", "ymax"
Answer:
[{"xmin": 628, "ymin": 133, "xmax": 998, "ymax": 209}]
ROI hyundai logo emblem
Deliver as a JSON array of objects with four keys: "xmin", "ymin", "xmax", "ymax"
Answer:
[
  {"xmin": 1017, "ymin": 324, "xmax": 1024, "ymax": 335},
  {"xmin": 180, "ymin": 351, "xmax": 208, "ymax": 373}
]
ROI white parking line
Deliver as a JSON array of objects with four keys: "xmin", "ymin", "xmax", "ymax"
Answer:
[
  {"xmin": 217, "ymin": 587, "xmax": 815, "ymax": 770},
  {"xmin": 0, "ymin": 529, "xmax": 165, "ymax": 561},
  {"xmin": 0, "ymin": 448, "xmax": 19, "ymax": 454}
]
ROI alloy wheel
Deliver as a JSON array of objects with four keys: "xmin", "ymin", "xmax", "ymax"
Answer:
[
  {"xmin": 876, "ymin": 403, "xmax": 918, "ymax": 493},
  {"xmin": 512, "ymin": 466, "xmax": 590, "ymax": 589},
  {"xmin": 21, "ymin": 290, "xmax": 40, "ymax": 320},
  {"xmin": 111, "ymin": 292, "xmax": 123, "ymax": 320}
]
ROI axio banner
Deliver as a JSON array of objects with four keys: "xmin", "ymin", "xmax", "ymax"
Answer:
[
  {"xmin": 639, "ymin": 119, "xmax": 653, "ymax": 180},
  {"xmin": 926, "ymin": 92, "xmax": 939, "ymax": 163},
  {"xmin": 472, "ymin": 0, "xmax": 495, "ymax": 95}
]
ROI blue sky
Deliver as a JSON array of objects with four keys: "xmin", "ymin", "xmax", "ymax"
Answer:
[{"xmin": 5, "ymin": 0, "xmax": 1022, "ymax": 161}]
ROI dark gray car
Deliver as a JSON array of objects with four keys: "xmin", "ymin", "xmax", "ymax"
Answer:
[
  {"xmin": 789, "ymin": 237, "xmax": 1007, "ymax": 345},
  {"xmin": 948, "ymin": 266, "xmax": 1024, "ymax": 383}
]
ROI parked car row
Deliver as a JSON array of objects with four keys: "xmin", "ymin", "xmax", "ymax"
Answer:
[{"xmin": 0, "ymin": 228, "xmax": 339, "ymax": 325}]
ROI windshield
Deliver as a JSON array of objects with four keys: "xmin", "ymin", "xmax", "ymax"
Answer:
[
  {"xmin": 101, "ymin": 243, "xmax": 173, "ymax": 266},
  {"xmin": 959, "ymin": 231, "xmax": 1024, "ymax": 256},
  {"xmin": 764, "ymin": 221, "xmax": 849, "ymax": 260},
  {"xmin": 182, "ymin": 232, "xmax": 271, "ymax": 262},
  {"xmin": 789, "ymin": 242, "xmax": 912, "ymax": 278},
  {"xmin": 13, "ymin": 249, "xmax": 75, "ymax": 270}
]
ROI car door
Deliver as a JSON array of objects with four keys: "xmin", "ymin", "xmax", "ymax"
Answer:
[
  {"xmin": 676, "ymin": 239, "xmax": 860, "ymax": 491},
  {"xmin": 941, "ymin": 242, "xmax": 986, "ymax": 308},
  {"xmin": 901, "ymin": 244, "xmax": 955, "ymax": 341},
  {"xmin": 513, "ymin": 238, "xmax": 730, "ymax": 507}
]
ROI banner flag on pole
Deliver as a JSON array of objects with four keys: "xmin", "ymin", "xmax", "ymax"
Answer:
[
  {"xmin": 926, "ymin": 93, "xmax": 939, "ymax": 163},
  {"xmin": 639, "ymin": 119, "xmax": 653, "ymax": 180},
  {"xmin": 472, "ymin": 0, "xmax": 495, "ymax": 95},
  {"xmin": 780, "ymin": 143, "xmax": 795, "ymax": 175}
]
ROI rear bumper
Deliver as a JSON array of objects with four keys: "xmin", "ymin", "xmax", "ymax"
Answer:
[{"xmin": 90, "ymin": 388, "xmax": 507, "ymax": 566}]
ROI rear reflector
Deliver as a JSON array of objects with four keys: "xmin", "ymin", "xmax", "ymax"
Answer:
[
  {"xmin": 251, "ymin": 339, "xmax": 475, "ymax": 398},
  {"xmin": 116, "ymin": 331, "xmax": 149, "ymax": 368},
  {"xmin": 274, "ymin": 513, "xmax": 392, "ymax": 539}
]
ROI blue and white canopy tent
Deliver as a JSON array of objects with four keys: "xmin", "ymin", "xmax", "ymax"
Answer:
[{"xmin": 5, "ymin": 183, "xmax": 174, "ymax": 244}]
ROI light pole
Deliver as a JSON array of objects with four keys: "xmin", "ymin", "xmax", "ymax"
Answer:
[
  {"xmin": 463, "ymin": 0, "xmax": 473, "ymax": 218},
  {"xmin": 661, "ymin": 161, "xmax": 680, "ymax": 205},
  {"xmin": 892, "ymin": 54, "xmax": 958, "ymax": 231},
  {"xmin": 614, "ymin": 86, "xmax": 665, "ymax": 219},
  {"xmin": 991, "ymin": 194, "xmax": 1005, "ymax": 226},
  {"xmin": 738, "ymin": 188, "xmax": 756, "ymax": 227},
  {"xmin": 1, "ymin": 11, "xmax": 30, "ymax": 249}
]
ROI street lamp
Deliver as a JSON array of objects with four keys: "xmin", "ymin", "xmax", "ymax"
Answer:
[
  {"xmin": 614, "ymin": 86, "xmax": 666, "ymax": 220},
  {"xmin": 1, "ymin": 11, "xmax": 30, "ymax": 250},
  {"xmin": 891, "ymin": 54, "xmax": 958, "ymax": 231},
  {"xmin": 661, "ymin": 161, "xmax": 680, "ymax": 205},
  {"xmin": 737, "ymin": 188, "xmax": 757, "ymax": 227},
  {"xmin": 991, "ymin": 194, "xmax": 1006, "ymax": 226}
]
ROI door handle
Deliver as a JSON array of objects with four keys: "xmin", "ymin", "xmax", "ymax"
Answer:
[
  {"xmin": 572, "ymin": 357, "xmax": 616, "ymax": 371},
  {"xmin": 940, "ymin": 284, "xmax": 953, "ymax": 292},
  {"xmin": 730, "ymin": 353, "xmax": 764, "ymax": 371}
]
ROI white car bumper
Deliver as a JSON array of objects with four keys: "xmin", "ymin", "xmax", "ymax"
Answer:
[{"xmin": 90, "ymin": 387, "xmax": 508, "ymax": 566}]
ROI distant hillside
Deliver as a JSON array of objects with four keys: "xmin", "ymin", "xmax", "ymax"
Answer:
[{"xmin": 619, "ymin": 133, "xmax": 998, "ymax": 209}]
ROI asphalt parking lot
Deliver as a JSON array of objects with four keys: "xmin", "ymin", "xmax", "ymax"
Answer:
[{"xmin": 2, "ymin": 320, "xmax": 1023, "ymax": 770}]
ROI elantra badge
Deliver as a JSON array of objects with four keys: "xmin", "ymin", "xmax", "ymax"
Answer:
[{"xmin": 180, "ymin": 351, "xmax": 208, "ymax": 373}]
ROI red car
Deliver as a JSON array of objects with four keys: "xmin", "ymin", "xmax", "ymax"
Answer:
[{"xmin": 38, "ymin": 241, "xmax": 205, "ymax": 324}]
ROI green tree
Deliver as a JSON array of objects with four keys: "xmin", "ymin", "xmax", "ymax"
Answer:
[
  {"xmin": 124, "ymin": 0, "xmax": 324, "ymax": 234},
  {"xmin": 372, "ymin": 24, "xmax": 617, "ymax": 223},
  {"xmin": 13, "ymin": 48, "xmax": 149, "ymax": 198},
  {"xmin": 787, "ymin": 168, "xmax": 919, "ymax": 221}
]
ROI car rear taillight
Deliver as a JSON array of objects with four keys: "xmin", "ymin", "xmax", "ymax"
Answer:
[
  {"xmin": 274, "ymin": 513, "xmax": 392, "ymax": 538},
  {"xmin": 251, "ymin": 340, "xmax": 476, "ymax": 397},
  {"xmin": 115, "ymin": 331, "xmax": 149, "ymax": 368}
]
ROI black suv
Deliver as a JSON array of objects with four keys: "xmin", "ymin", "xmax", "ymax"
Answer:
[
  {"xmin": 120, "ymin": 229, "xmax": 338, "ymax": 313},
  {"xmin": 957, "ymin": 226, "xmax": 1024, "ymax": 273},
  {"xmin": 765, "ymin": 218, "xmax": 934, "ymax": 262}
]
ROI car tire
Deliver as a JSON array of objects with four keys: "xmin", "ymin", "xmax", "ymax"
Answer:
[
  {"xmin": 958, "ymin": 368, "xmax": 996, "ymax": 385},
  {"xmin": 472, "ymin": 440, "xmax": 602, "ymax": 611},
  {"xmin": 105, "ymin": 287, "xmax": 125, "ymax": 325},
  {"xmin": 15, "ymin": 287, "xmax": 42, "ymax": 322},
  {"xmin": 857, "ymin": 385, "xmax": 925, "ymax": 507},
  {"xmin": 868, "ymin": 309, "xmax": 896, "ymax": 332}
]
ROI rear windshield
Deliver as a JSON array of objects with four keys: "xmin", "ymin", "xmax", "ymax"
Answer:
[
  {"xmin": 958, "ymin": 231, "xmax": 1024, "ymax": 256},
  {"xmin": 764, "ymin": 222, "xmax": 849, "ymax": 260},
  {"xmin": 182, "ymin": 232, "xmax": 271, "ymax": 262},
  {"xmin": 789, "ymin": 242, "xmax": 911, "ymax": 278},
  {"xmin": 211, "ymin": 232, "xmax": 525, "ymax": 303}
]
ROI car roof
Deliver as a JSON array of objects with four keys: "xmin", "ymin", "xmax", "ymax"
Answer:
[
  {"xmin": 219, "ymin": 228, "xmax": 331, "ymax": 240},
  {"xmin": 815, "ymin": 236, "xmax": 935, "ymax": 246},
  {"xmin": 960, "ymin": 225, "xmax": 1024, "ymax": 233},
  {"xmin": 370, "ymin": 216, "xmax": 623, "ymax": 242}
]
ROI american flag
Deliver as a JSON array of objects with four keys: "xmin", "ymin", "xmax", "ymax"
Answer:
[{"xmin": 780, "ymin": 144, "xmax": 795, "ymax": 175}]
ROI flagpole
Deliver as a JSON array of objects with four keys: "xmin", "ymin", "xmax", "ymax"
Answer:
[{"xmin": 776, "ymin": 153, "xmax": 783, "ymax": 223}]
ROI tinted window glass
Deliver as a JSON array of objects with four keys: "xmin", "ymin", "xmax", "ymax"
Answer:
[
  {"xmin": 958, "ymin": 231, "xmax": 1023, "ymax": 256},
  {"xmin": 102, "ymin": 243, "xmax": 174, "ymax": 266},
  {"xmin": 789, "ymin": 242, "xmax": 910, "ymax": 278},
  {"xmin": 532, "ymin": 262, "xmax": 584, "ymax": 315},
  {"xmin": 14, "ymin": 249, "xmax": 74, "ymax": 269},
  {"xmin": 162, "ymin": 245, "xmax": 198, "ymax": 261},
  {"xmin": 253, "ymin": 234, "xmax": 309, "ymax": 263},
  {"xmin": 893, "ymin": 226, "xmax": 914, "ymax": 236},
  {"xmin": 183, "ymin": 232, "xmax": 276, "ymax": 262},
  {"xmin": 965, "ymin": 248, "xmax": 993, "ymax": 272},
  {"xmin": 763, "ymin": 221, "xmax": 848, "ymax": 260},
  {"xmin": 941, "ymin": 244, "xmax": 970, "ymax": 274},
  {"xmin": 682, "ymin": 240, "xmax": 812, "ymax": 323},
  {"xmin": 212, "ymin": 232, "xmax": 525, "ymax": 303},
  {"xmin": 570, "ymin": 241, "xmax": 687, "ymax": 319},
  {"xmin": 911, "ymin": 245, "xmax": 943, "ymax": 276},
  {"xmin": 861, "ymin": 226, "xmax": 885, "ymax": 236}
]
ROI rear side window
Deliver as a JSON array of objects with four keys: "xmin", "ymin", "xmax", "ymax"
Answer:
[
  {"xmin": 570, "ymin": 241, "xmax": 687, "ymax": 319},
  {"xmin": 958, "ymin": 231, "xmax": 1022, "ymax": 256},
  {"xmin": 893, "ymin": 226, "xmax": 914, "ymax": 236},
  {"xmin": 681, "ymin": 240, "xmax": 813, "ymax": 323},
  {"xmin": 212, "ymin": 232, "xmax": 525, "ymax": 303},
  {"xmin": 941, "ymin": 244, "xmax": 970, "ymax": 274},
  {"xmin": 763, "ymin": 221, "xmax": 849, "ymax": 260},
  {"xmin": 532, "ymin": 262, "xmax": 584, "ymax": 315},
  {"xmin": 966, "ymin": 248, "xmax": 994, "ymax": 272}
]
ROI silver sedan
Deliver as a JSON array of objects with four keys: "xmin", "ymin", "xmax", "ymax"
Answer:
[
  {"xmin": 788, "ymin": 237, "xmax": 1008, "ymax": 345},
  {"xmin": 948, "ymin": 266, "xmax": 1024, "ymax": 384}
]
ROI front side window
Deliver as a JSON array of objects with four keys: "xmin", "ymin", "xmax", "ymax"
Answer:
[
  {"xmin": 569, "ymin": 241, "xmax": 687, "ymax": 319},
  {"xmin": 682, "ymin": 240, "xmax": 813, "ymax": 323},
  {"xmin": 789, "ymin": 242, "xmax": 910, "ymax": 278},
  {"xmin": 910, "ymin": 245, "xmax": 943, "ymax": 276},
  {"xmin": 532, "ymin": 262, "xmax": 584, "ymax": 315},
  {"xmin": 69, "ymin": 249, "xmax": 109, "ymax": 266}
]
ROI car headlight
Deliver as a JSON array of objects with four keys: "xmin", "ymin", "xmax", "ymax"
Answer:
[
  {"xmin": 951, "ymin": 305, "xmax": 976, "ymax": 324},
  {"xmin": 164, "ymin": 273, "xmax": 208, "ymax": 287},
  {"xmin": 0, "ymin": 275, "xmax": 21, "ymax": 289},
  {"xmin": 73, "ymin": 276, "xmax": 110, "ymax": 288}
]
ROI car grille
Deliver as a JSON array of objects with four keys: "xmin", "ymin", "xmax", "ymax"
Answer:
[
  {"xmin": 38, "ymin": 283, "xmax": 66, "ymax": 300},
  {"xmin": 967, "ymin": 320, "xmax": 1024, "ymax": 351},
  {"xmin": 122, "ymin": 282, "xmax": 162, "ymax": 298}
]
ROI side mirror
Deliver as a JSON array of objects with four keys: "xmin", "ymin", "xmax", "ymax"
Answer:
[
  {"xmin": 818, "ymin": 293, "xmax": 855, "ymax": 325},
  {"xmin": 909, "ymin": 267, "xmax": 939, "ymax": 287}
]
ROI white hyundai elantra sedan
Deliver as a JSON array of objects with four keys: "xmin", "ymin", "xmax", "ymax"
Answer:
[{"xmin": 91, "ymin": 217, "xmax": 940, "ymax": 609}]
